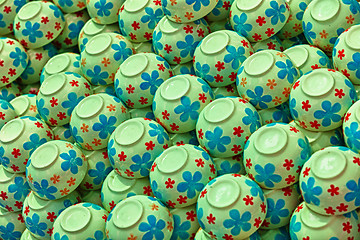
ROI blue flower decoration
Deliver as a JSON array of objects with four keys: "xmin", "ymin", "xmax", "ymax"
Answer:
[
  {"xmin": 148, "ymin": 123, "xmax": 169, "ymax": 144},
  {"xmin": 107, "ymin": 139, "xmax": 116, "ymax": 166},
  {"xmin": 223, "ymin": 210, "xmax": 252, "ymax": 236},
  {"xmin": 177, "ymin": 35, "xmax": 198, "ymax": 58},
  {"xmin": 171, "ymin": 215, "xmax": 191, "ymax": 240},
  {"xmin": 14, "ymin": 0, "xmax": 27, "ymax": 12},
  {"xmin": 138, "ymin": 215, "xmax": 166, "ymax": 240},
  {"xmin": 0, "ymin": 146, "xmax": 9, "ymax": 167},
  {"xmin": 86, "ymin": 230, "xmax": 104, "ymax": 240},
  {"xmin": 8, "ymin": 176, "xmax": 29, "ymax": 200},
  {"xmin": 345, "ymin": 178, "xmax": 360, "ymax": 206},
  {"xmin": 130, "ymin": 152, "xmax": 153, "ymax": 177},
  {"xmin": 302, "ymin": 22, "xmax": 316, "ymax": 44},
  {"xmin": 23, "ymin": 133, "xmax": 47, "ymax": 156},
  {"xmin": 272, "ymin": 104, "xmax": 291, "ymax": 122},
  {"xmin": 265, "ymin": 1, "xmax": 287, "ymax": 25},
  {"xmin": 218, "ymin": 161, "xmax": 241, "ymax": 175},
  {"xmin": 140, "ymin": 70, "xmax": 164, "ymax": 95},
  {"xmin": 58, "ymin": 0, "xmax": 73, "ymax": 7},
  {"xmin": 0, "ymin": 222, "xmax": 22, "ymax": 240},
  {"xmin": 21, "ymin": 63, "xmax": 35, "ymax": 80},
  {"xmin": 275, "ymin": 59, "xmax": 298, "ymax": 84},
  {"xmin": 246, "ymin": 86, "xmax": 272, "ymax": 109},
  {"xmin": 22, "ymin": 22, "xmax": 43, "ymax": 43},
  {"xmin": 345, "ymin": 79, "xmax": 357, "ymax": 102},
  {"xmin": 26, "ymin": 213, "xmax": 47, "ymax": 237},
  {"xmin": 0, "ymin": 14, "xmax": 5, "ymax": 28},
  {"xmin": 345, "ymin": 122, "xmax": 360, "ymax": 151},
  {"xmin": 245, "ymin": 179, "xmax": 264, "ymax": 201},
  {"xmin": 151, "ymin": 180, "xmax": 163, "ymax": 200},
  {"xmin": 254, "ymin": 163, "xmax": 282, "ymax": 188},
  {"xmin": 49, "ymin": 5, "xmax": 64, "ymax": 20},
  {"xmin": 9, "ymin": 47, "xmax": 27, "ymax": 68},
  {"xmin": 112, "ymin": 41, "xmax": 132, "ymax": 62},
  {"xmin": 174, "ymin": 96, "xmax": 200, "ymax": 122},
  {"xmin": 301, "ymin": 177, "xmax": 322, "ymax": 206},
  {"xmin": 36, "ymin": 98, "xmax": 50, "ymax": 121},
  {"xmin": 141, "ymin": 7, "xmax": 164, "ymax": 29},
  {"xmin": 62, "ymin": 92, "xmax": 84, "ymax": 116},
  {"xmin": 224, "ymin": 45, "xmax": 246, "ymax": 69},
  {"xmin": 86, "ymin": 65, "xmax": 108, "ymax": 85},
  {"xmin": 298, "ymin": 138, "xmax": 311, "ymax": 162},
  {"xmin": 93, "ymin": 115, "xmax": 117, "ymax": 139},
  {"xmin": 317, "ymin": 50, "xmax": 331, "ymax": 67},
  {"xmin": 68, "ymin": 21, "xmax": 85, "ymax": 39},
  {"xmin": 289, "ymin": 98, "xmax": 298, "ymax": 119},
  {"xmin": 242, "ymin": 108, "xmax": 261, "ymax": 133},
  {"xmin": 205, "ymin": 126, "xmax": 231, "ymax": 153},
  {"xmin": 177, "ymin": 171, "xmax": 204, "ymax": 199},
  {"xmin": 266, "ymin": 198, "xmax": 289, "ymax": 225},
  {"xmin": 0, "ymin": 89, "xmax": 16, "ymax": 102},
  {"xmin": 94, "ymin": 0, "xmax": 113, "ymax": 17},
  {"xmin": 343, "ymin": 0, "xmax": 360, "ymax": 15},
  {"xmin": 348, "ymin": 52, "xmax": 360, "ymax": 79},
  {"xmin": 289, "ymin": 215, "xmax": 301, "ymax": 240},
  {"xmin": 232, "ymin": 12, "xmax": 252, "ymax": 37},
  {"xmin": 296, "ymin": 2, "xmax": 307, "ymax": 20},
  {"xmin": 88, "ymin": 161, "xmax": 112, "ymax": 185},
  {"xmin": 186, "ymin": 0, "xmax": 210, "ymax": 11},
  {"xmin": 195, "ymin": 62, "xmax": 214, "ymax": 83},
  {"xmin": 313, "ymin": 101, "xmax": 342, "ymax": 127},
  {"xmin": 152, "ymin": 31, "xmax": 163, "ymax": 51},
  {"xmin": 71, "ymin": 126, "xmax": 84, "ymax": 144},
  {"xmin": 60, "ymin": 149, "xmax": 83, "ymax": 174}
]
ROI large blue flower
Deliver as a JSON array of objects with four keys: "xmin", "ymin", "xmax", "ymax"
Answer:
[
  {"xmin": 86, "ymin": 65, "xmax": 108, "ymax": 85},
  {"xmin": 345, "ymin": 178, "xmax": 360, "ymax": 206},
  {"xmin": 218, "ymin": 161, "xmax": 242, "ymax": 175},
  {"xmin": 22, "ymin": 21, "xmax": 43, "ymax": 43},
  {"xmin": 0, "ymin": 99, "xmax": 12, "ymax": 110},
  {"xmin": 232, "ymin": 12, "xmax": 252, "ymax": 37},
  {"xmin": 242, "ymin": 108, "xmax": 261, "ymax": 133},
  {"xmin": 302, "ymin": 22, "xmax": 316, "ymax": 44},
  {"xmin": 205, "ymin": 127, "xmax": 231, "ymax": 153},
  {"xmin": 313, "ymin": 101, "xmax": 342, "ymax": 127},
  {"xmin": 276, "ymin": 59, "xmax": 298, "ymax": 84},
  {"xmin": 298, "ymin": 138, "xmax": 311, "ymax": 162},
  {"xmin": 23, "ymin": 133, "xmax": 47, "ymax": 156},
  {"xmin": 223, "ymin": 210, "xmax": 252, "ymax": 236},
  {"xmin": 265, "ymin": 1, "xmax": 287, "ymax": 25},
  {"xmin": 343, "ymin": 0, "xmax": 360, "ymax": 15},
  {"xmin": 317, "ymin": 50, "xmax": 331, "ymax": 67},
  {"xmin": 49, "ymin": 5, "xmax": 64, "ymax": 20},
  {"xmin": 254, "ymin": 163, "xmax": 282, "ymax": 188},
  {"xmin": 130, "ymin": 152, "xmax": 153, "ymax": 177},
  {"xmin": 345, "ymin": 78, "xmax": 357, "ymax": 102},
  {"xmin": 94, "ymin": 0, "xmax": 113, "ymax": 16},
  {"xmin": 245, "ymin": 179, "xmax": 264, "ymax": 201},
  {"xmin": 0, "ymin": 146, "xmax": 9, "ymax": 167},
  {"xmin": 348, "ymin": 52, "xmax": 360, "ymax": 79},
  {"xmin": 174, "ymin": 96, "xmax": 200, "ymax": 122},
  {"xmin": 0, "ymin": 222, "xmax": 22, "ymax": 240},
  {"xmin": 345, "ymin": 122, "xmax": 360, "ymax": 151},
  {"xmin": 53, "ymin": 233, "xmax": 69, "ymax": 240},
  {"xmin": 68, "ymin": 21, "xmax": 84, "ymax": 39},
  {"xmin": 0, "ymin": 89, "xmax": 16, "ymax": 102},
  {"xmin": 71, "ymin": 126, "xmax": 84, "ymax": 144},
  {"xmin": 152, "ymin": 31, "xmax": 163, "ymax": 51},
  {"xmin": 8, "ymin": 176, "xmax": 30, "ymax": 200},
  {"xmin": 107, "ymin": 139, "xmax": 116, "ymax": 166},
  {"xmin": 26, "ymin": 213, "xmax": 47, "ymax": 237},
  {"xmin": 296, "ymin": 1, "xmax": 307, "ymax": 20},
  {"xmin": 86, "ymin": 230, "xmax": 104, "ymax": 240},
  {"xmin": 224, "ymin": 45, "xmax": 246, "ymax": 69},
  {"xmin": 195, "ymin": 62, "xmax": 214, "ymax": 83},
  {"xmin": 57, "ymin": 0, "xmax": 73, "ymax": 7},
  {"xmin": 9, "ymin": 47, "xmax": 27, "ymax": 68},
  {"xmin": 13, "ymin": 0, "xmax": 27, "ymax": 12},
  {"xmin": 301, "ymin": 177, "xmax": 322, "ymax": 206},
  {"xmin": 177, "ymin": 35, "xmax": 198, "ymax": 58},
  {"xmin": 60, "ymin": 149, "xmax": 83, "ymax": 174},
  {"xmin": 138, "ymin": 215, "xmax": 166, "ymax": 240},
  {"xmin": 171, "ymin": 215, "xmax": 191, "ymax": 240},
  {"xmin": 289, "ymin": 98, "xmax": 298, "ymax": 119},
  {"xmin": 197, "ymin": 77, "xmax": 214, "ymax": 98},
  {"xmin": 88, "ymin": 162, "xmax": 112, "ymax": 185},
  {"xmin": 112, "ymin": 41, "xmax": 132, "ymax": 62},
  {"xmin": 246, "ymin": 86, "xmax": 272, "ymax": 109},
  {"xmin": 151, "ymin": 180, "xmax": 163, "ymax": 200},
  {"xmin": 141, "ymin": 7, "xmax": 164, "ymax": 29},
  {"xmin": 177, "ymin": 171, "xmax": 204, "ymax": 199},
  {"xmin": 36, "ymin": 98, "xmax": 49, "ymax": 121},
  {"xmin": 140, "ymin": 70, "xmax": 164, "ymax": 95},
  {"xmin": 21, "ymin": 63, "xmax": 35, "ymax": 80},
  {"xmin": 289, "ymin": 215, "xmax": 301, "ymax": 240},
  {"xmin": 93, "ymin": 115, "xmax": 117, "ymax": 139},
  {"xmin": 272, "ymin": 104, "xmax": 291, "ymax": 123},
  {"xmin": 148, "ymin": 123, "xmax": 169, "ymax": 144},
  {"xmin": 186, "ymin": 0, "xmax": 210, "ymax": 11},
  {"xmin": 62, "ymin": 92, "xmax": 84, "ymax": 116},
  {"xmin": 266, "ymin": 199, "xmax": 289, "ymax": 225}
]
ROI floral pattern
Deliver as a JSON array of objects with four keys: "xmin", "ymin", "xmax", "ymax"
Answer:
[
  {"xmin": 26, "ymin": 213, "xmax": 47, "ymax": 237},
  {"xmin": 112, "ymin": 41, "xmax": 132, "ymax": 62},
  {"xmin": 313, "ymin": 101, "xmax": 342, "ymax": 127},
  {"xmin": 22, "ymin": 22, "xmax": 43, "ymax": 43},
  {"xmin": 195, "ymin": 62, "xmax": 214, "ymax": 83},
  {"xmin": 347, "ymin": 52, "xmax": 360, "ymax": 79},
  {"xmin": 266, "ymin": 198, "xmax": 289, "ymax": 225},
  {"xmin": 94, "ymin": 0, "xmax": 113, "ymax": 16},
  {"xmin": 141, "ymin": 7, "xmax": 163, "ymax": 29},
  {"xmin": 0, "ymin": 223, "xmax": 22, "ymax": 240},
  {"xmin": 174, "ymin": 96, "xmax": 200, "ymax": 122},
  {"xmin": 177, "ymin": 171, "xmax": 204, "ymax": 199},
  {"xmin": 177, "ymin": 35, "xmax": 198, "ymax": 58},
  {"xmin": 265, "ymin": 1, "xmax": 287, "ymax": 25},
  {"xmin": 60, "ymin": 149, "xmax": 83, "ymax": 174},
  {"xmin": 130, "ymin": 152, "xmax": 153, "ymax": 177},
  {"xmin": 86, "ymin": 65, "xmax": 108, "ymax": 85},
  {"xmin": 232, "ymin": 13, "xmax": 252, "ymax": 37},
  {"xmin": 242, "ymin": 108, "xmax": 261, "ymax": 133},
  {"xmin": 254, "ymin": 163, "xmax": 282, "ymax": 188},
  {"xmin": 148, "ymin": 123, "xmax": 169, "ymax": 144},
  {"xmin": 301, "ymin": 177, "xmax": 322, "ymax": 206},
  {"xmin": 92, "ymin": 115, "xmax": 117, "ymax": 139},
  {"xmin": 246, "ymin": 86, "xmax": 272, "ymax": 109},
  {"xmin": 23, "ymin": 133, "xmax": 47, "ymax": 155},
  {"xmin": 223, "ymin": 210, "xmax": 252, "ymax": 236},
  {"xmin": 140, "ymin": 70, "xmax": 164, "ymax": 95},
  {"xmin": 345, "ymin": 178, "xmax": 360, "ymax": 206},
  {"xmin": 205, "ymin": 127, "xmax": 231, "ymax": 153},
  {"xmin": 8, "ymin": 176, "xmax": 30, "ymax": 200},
  {"xmin": 138, "ymin": 215, "xmax": 166, "ymax": 240},
  {"xmin": 9, "ymin": 47, "xmax": 27, "ymax": 68},
  {"xmin": 62, "ymin": 92, "xmax": 84, "ymax": 116},
  {"xmin": 345, "ymin": 122, "xmax": 360, "ymax": 151},
  {"xmin": 224, "ymin": 45, "xmax": 247, "ymax": 69},
  {"xmin": 186, "ymin": 0, "xmax": 210, "ymax": 11},
  {"xmin": 275, "ymin": 59, "xmax": 298, "ymax": 84}
]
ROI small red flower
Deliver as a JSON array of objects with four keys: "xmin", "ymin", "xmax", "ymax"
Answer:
[
  {"xmin": 327, "ymin": 184, "xmax": 339, "ymax": 196},
  {"xmin": 207, "ymin": 214, "xmax": 216, "ymax": 224},
  {"xmin": 301, "ymin": 100, "xmax": 311, "ymax": 111},
  {"xmin": 165, "ymin": 178, "xmax": 175, "ymax": 188},
  {"xmin": 256, "ymin": 16, "xmax": 266, "ymax": 26}
]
